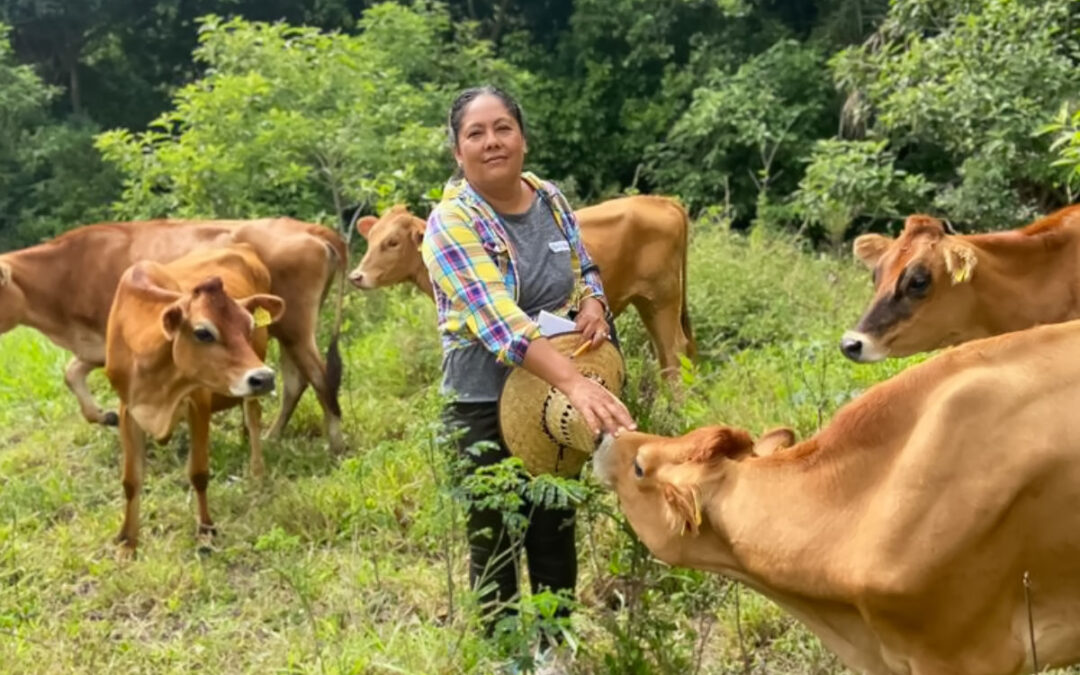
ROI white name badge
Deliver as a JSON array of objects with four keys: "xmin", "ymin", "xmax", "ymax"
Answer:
[{"xmin": 548, "ymin": 240, "xmax": 571, "ymax": 253}]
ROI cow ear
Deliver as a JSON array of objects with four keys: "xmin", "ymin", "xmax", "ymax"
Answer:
[
  {"xmin": 161, "ymin": 301, "xmax": 186, "ymax": 340},
  {"xmin": 410, "ymin": 219, "xmax": 425, "ymax": 247},
  {"xmin": 662, "ymin": 482, "xmax": 702, "ymax": 537},
  {"xmin": 0, "ymin": 261, "xmax": 11, "ymax": 288},
  {"xmin": 241, "ymin": 294, "xmax": 286, "ymax": 326},
  {"xmin": 942, "ymin": 241, "xmax": 977, "ymax": 285},
  {"xmin": 686, "ymin": 426, "xmax": 755, "ymax": 462},
  {"xmin": 753, "ymin": 427, "xmax": 796, "ymax": 457},
  {"xmin": 903, "ymin": 214, "xmax": 946, "ymax": 238},
  {"xmin": 853, "ymin": 234, "xmax": 892, "ymax": 269},
  {"xmin": 356, "ymin": 216, "xmax": 378, "ymax": 239}
]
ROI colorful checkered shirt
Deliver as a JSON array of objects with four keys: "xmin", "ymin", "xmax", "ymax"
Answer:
[{"xmin": 421, "ymin": 172, "xmax": 607, "ymax": 367}]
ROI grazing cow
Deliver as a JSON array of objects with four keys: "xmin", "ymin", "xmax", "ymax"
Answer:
[
  {"xmin": 0, "ymin": 217, "xmax": 346, "ymax": 451},
  {"xmin": 841, "ymin": 205, "xmax": 1080, "ymax": 362},
  {"xmin": 594, "ymin": 320, "xmax": 1080, "ymax": 674},
  {"xmin": 348, "ymin": 196, "xmax": 695, "ymax": 374},
  {"xmin": 106, "ymin": 245, "xmax": 285, "ymax": 559}
]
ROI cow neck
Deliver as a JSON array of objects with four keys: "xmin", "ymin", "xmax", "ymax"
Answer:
[
  {"xmin": 411, "ymin": 261, "xmax": 434, "ymax": 298},
  {"xmin": 126, "ymin": 337, "xmax": 203, "ymax": 440},
  {"xmin": 4, "ymin": 241, "xmax": 114, "ymax": 350},
  {"xmin": 703, "ymin": 364, "xmax": 931, "ymax": 600},
  {"xmin": 962, "ymin": 230, "xmax": 1080, "ymax": 331},
  {"xmin": 653, "ymin": 461, "xmax": 891, "ymax": 673}
]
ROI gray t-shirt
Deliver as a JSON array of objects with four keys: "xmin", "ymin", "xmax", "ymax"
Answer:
[{"xmin": 442, "ymin": 193, "xmax": 576, "ymax": 401}]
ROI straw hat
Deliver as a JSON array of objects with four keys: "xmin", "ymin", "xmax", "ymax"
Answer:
[{"xmin": 499, "ymin": 331, "xmax": 626, "ymax": 477}]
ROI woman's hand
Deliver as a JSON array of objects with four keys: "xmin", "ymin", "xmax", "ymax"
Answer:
[
  {"xmin": 575, "ymin": 297, "xmax": 609, "ymax": 347},
  {"xmin": 563, "ymin": 373, "xmax": 636, "ymax": 438},
  {"xmin": 522, "ymin": 336, "xmax": 636, "ymax": 437}
]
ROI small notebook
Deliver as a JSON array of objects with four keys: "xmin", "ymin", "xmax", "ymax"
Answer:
[{"xmin": 536, "ymin": 310, "xmax": 577, "ymax": 337}]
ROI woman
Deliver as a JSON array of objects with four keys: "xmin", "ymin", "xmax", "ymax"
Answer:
[{"xmin": 422, "ymin": 86, "xmax": 636, "ymax": 633}]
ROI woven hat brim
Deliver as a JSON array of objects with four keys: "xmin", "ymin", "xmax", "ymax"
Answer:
[{"xmin": 499, "ymin": 331, "xmax": 625, "ymax": 477}]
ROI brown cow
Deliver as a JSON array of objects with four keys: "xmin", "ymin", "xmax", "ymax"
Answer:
[
  {"xmin": 841, "ymin": 205, "xmax": 1080, "ymax": 362},
  {"xmin": 348, "ymin": 196, "xmax": 695, "ymax": 374},
  {"xmin": 106, "ymin": 245, "xmax": 285, "ymax": 559},
  {"xmin": 0, "ymin": 217, "xmax": 346, "ymax": 451},
  {"xmin": 595, "ymin": 320, "xmax": 1080, "ymax": 673}
]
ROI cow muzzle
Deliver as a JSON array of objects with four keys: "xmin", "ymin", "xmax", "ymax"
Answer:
[
  {"xmin": 592, "ymin": 433, "xmax": 618, "ymax": 488},
  {"xmin": 348, "ymin": 269, "xmax": 374, "ymax": 290},
  {"xmin": 232, "ymin": 367, "xmax": 276, "ymax": 397},
  {"xmin": 839, "ymin": 330, "xmax": 888, "ymax": 363}
]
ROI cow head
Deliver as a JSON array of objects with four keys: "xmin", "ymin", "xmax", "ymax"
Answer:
[
  {"xmin": 841, "ymin": 215, "xmax": 979, "ymax": 362},
  {"xmin": 595, "ymin": 425, "xmax": 779, "ymax": 565},
  {"xmin": 348, "ymin": 205, "xmax": 426, "ymax": 291},
  {"xmin": 154, "ymin": 273, "xmax": 286, "ymax": 398},
  {"xmin": 0, "ymin": 260, "xmax": 26, "ymax": 335}
]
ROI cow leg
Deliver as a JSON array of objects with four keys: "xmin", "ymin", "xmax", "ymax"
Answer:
[
  {"xmin": 242, "ymin": 398, "xmax": 265, "ymax": 479},
  {"xmin": 265, "ymin": 346, "xmax": 307, "ymax": 439},
  {"xmin": 65, "ymin": 357, "xmax": 116, "ymax": 425},
  {"xmin": 186, "ymin": 396, "xmax": 217, "ymax": 552},
  {"xmin": 276, "ymin": 339, "xmax": 344, "ymax": 453},
  {"xmin": 115, "ymin": 405, "xmax": 145, "ymax": 561},
  {"xmin": 637, "ymin": 302, "xmax": 691, "ymax": 379}
]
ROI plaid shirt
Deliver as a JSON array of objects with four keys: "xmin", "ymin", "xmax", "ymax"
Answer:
[{"xmin": 421, "ymin": 172, "xmax": 607, "ymax": 367}]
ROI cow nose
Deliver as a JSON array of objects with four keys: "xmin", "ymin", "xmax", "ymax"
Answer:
[
  {"xmin": 246, "ymin": 368, "xmax": 275, "ymax": 395},
  {"xmin": 348, "ymin": 271, "xmax": 364, "ymax": 286},
  {"xmin": 840, "ymin": 336, "xmax": 863, "ymax": 361}
]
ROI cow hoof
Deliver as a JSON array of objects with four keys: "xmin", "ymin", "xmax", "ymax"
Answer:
[
  {"xmin": 196, "ymin": 525, "xmax": 218, "ymax": 555},
  {"xmin": 114, "ymin": 542, "xmax": 137, "ymax": 562},
  {"xmin": 102, "ymin": 411, "xmax": 120, "ymax": 426}
]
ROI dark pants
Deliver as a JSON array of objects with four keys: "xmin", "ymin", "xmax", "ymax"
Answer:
[{"xmin": 443, "ymin": 401, "xmax": 577, "ymax": 632}]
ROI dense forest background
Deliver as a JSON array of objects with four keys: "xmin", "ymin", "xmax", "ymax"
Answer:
[{"xmin": 1, "ymin": 0, "xmax": 1079, "ymax": 250}]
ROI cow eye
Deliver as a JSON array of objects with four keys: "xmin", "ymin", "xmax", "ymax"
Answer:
[
  {"xmin": 906, "ymin": 269, "xmax": 932, "ymax": 296},
  {"xmin": 633, "ymin": 458, "xmax": 644, "ymax": 478},
  {"xmin": 193, "ymin": 327, "xmax": 216, "ymax": 343},
  {"xmin": 386, "ymin": 239, "xmax": 399, "ymax": 248}
]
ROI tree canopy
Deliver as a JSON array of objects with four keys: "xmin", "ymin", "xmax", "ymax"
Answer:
[{"xmin": 0, "ymin": 0, "xmax": 1078, "ymax": 247}]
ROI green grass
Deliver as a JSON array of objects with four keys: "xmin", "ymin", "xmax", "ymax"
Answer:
[{"xmin": 1, "ymin": 224, "xmax": 1075, "ymax": 674}]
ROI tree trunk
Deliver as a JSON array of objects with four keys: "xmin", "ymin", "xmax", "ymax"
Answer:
[{"xmin": 69, "ymin": 62, "xmax": 81, "ymax": 116}]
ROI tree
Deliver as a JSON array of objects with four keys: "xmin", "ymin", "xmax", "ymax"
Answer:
[
  {"xmin": 806, "ymin": 0, "xmax": 1080, "ymax": 233},
  {"xmin": 96, "ymin": 4, "xmax": 528, "ymax": 222},
  {"xmin": 0, "ymin": 23, "xmax": 117, "ymax": 248}
]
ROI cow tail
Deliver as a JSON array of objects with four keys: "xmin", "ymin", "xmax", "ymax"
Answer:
[
  {"xmin": 676, "ymin": 199, "xmax": 696, "ymax": 360},
  {"xmin": 324, "ymin": 231, "xmax": 348, "ymax": 419}
]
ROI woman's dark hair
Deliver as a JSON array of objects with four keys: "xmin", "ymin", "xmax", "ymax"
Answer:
[{"xmin": 447, "ymin": 85, "xmax": 526, "ymax": 150}]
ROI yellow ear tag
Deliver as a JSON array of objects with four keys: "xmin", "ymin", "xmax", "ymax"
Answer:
[{"xmin": 253, "ymin": 306, "xmax": 272, "ymax": 328}]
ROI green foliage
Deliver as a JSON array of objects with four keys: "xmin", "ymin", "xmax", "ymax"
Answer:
[
  {"xmin": 822, "ymin": 0, "xmax": 1080, "ymax": 231},
  {"xmin": 0, "ymin": 24, "xmax": 118, "ymax": 249},
  {"xmin": 647, "ymin": 39, "xmax": 836, "ymax": 217},
  {"xmin": 96, "ymin": 5, "xmax": 528, "ymax": 221},
  {"xmin": 1042, "ymin": 102, "xmax": 1080, "ymax": 200},
  {"xmin": 794, "ymin": 138, "xmax": 932, "ymax": 244}
]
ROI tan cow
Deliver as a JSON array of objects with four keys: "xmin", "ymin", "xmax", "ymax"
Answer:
[
  {"xmin": 0, "ymin": 217, "xmax": 346, "ymax": 451},
  {"xmin": 106, "ymin": 245, "xmax": 285, "ymax": 559},
  {"xmin": 841, "ymin": 205, "xmax": 1080, "ymax": 362},
  {"xmin": 595, "ymin": 320, "xmax": 1080, "ymax": 674},
  {"xmin": 348, "ymin": 196, "xmax": 696, "ymax": 374}
]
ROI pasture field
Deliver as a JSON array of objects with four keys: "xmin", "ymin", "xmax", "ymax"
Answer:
[{"xmin": 1, "ymin": 221, "xmax": 1074, "ymax": 674}]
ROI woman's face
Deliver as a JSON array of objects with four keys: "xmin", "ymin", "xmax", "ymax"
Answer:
[{"xmin": 453, "ymin": 94, "xmax": 527, "ymax": 190}]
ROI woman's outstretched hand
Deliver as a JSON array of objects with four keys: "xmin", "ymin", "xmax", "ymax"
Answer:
[{"xmin": 562, "ymin": 374, "xmax": 635, "ymax": 438}]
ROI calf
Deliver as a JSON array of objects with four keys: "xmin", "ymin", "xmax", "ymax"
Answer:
[
  {"xmin": 596, "ymin": 320, "xmax": 1080, "ymax": 673},
  {"xmin": 348, "ymin": 196, "xmax": 695, "ymax": 374},
  {"xmin": 0, "ymin": 217, "xmax": 346, "ymax": 451},
  {"xmin": 106, "ymin": 245, "xmax": 285, "ymax": 559}
]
